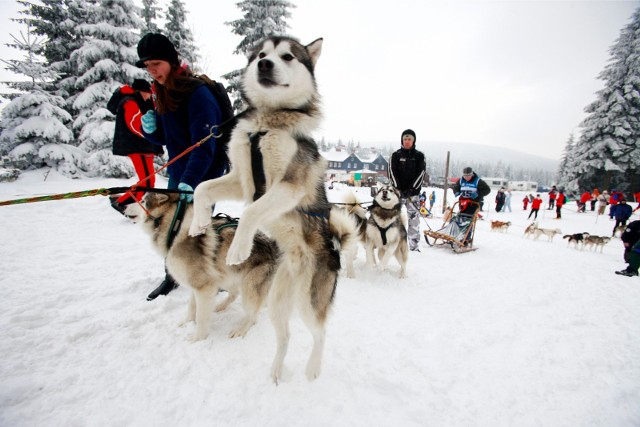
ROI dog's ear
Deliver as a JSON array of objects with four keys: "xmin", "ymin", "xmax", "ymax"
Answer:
[{"xmin": 306, "ymin": 38, "xmax": 323, "ymax": 68}]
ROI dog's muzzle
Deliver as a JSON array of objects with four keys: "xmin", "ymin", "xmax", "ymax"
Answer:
[{"xmin": 258, "ymin": 59, "xmax": 276, "ymax": 86}]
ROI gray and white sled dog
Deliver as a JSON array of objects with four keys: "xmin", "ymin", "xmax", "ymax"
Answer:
[
  {"xmin": 533, "ymin": 226, "xmax": 562, "ymax": 242},
  {"xmin": 365, "ymin": 185, "xmax": 408, "ymax": 278},
  {"xmin": 126, "ymin": 193, "xmax": 278, "ymax": 342},
  {"xmin": 188, "ymin": 36, "xmax": 357, "ymax": 383}
]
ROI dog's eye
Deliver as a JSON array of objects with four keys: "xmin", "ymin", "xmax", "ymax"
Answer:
[
  {"xmin": 281, "ymin": 53, "xmax": 294, "ymax": 61},
  {"xmin": 259, "ymin": 52, "xmax": 266, "ymax": 59}
]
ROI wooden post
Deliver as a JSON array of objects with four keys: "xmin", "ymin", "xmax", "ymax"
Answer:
[{"xmin": 443, "ymin": 151, "xmax": 450, "ymax": 214}]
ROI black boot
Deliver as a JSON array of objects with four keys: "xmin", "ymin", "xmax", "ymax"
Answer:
[{"xmin": 147, "ymin": 274, "xmax": 179, "ymax": 301}]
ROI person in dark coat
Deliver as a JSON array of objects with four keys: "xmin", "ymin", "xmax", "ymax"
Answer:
[
  {"xmin": 137, "ymin": 33, "xmax": 226, "ymax": 300},
  {"xmin": 389, "ymin": 129, "xmax": 426, "ymax": 251},
  {"xmin": 616, "ymin": 219, "xmax": 640, "ymax": 277},
  {"xmin": 613, "ymin": 198, "xmax": 633, "ymax": 237},
  {"xmin": 495, "ymin": 188, "xmax": 506, "ymax": 212},
  {"xmin": 106, "ymin": 79, "xmax": 164, "ymax": 213}
]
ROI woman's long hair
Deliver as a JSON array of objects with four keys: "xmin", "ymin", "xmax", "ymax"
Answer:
[{"xmin": 153, "ymin": 64, "xmax": 201, "ymax": 114}]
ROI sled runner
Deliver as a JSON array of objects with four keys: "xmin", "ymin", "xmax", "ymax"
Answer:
[{"xmin": 423, "ymin": 200, "xmax": 480, "ymax": 253}]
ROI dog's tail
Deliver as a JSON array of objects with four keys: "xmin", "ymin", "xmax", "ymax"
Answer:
[{"xmin": 329, "ymin": 206, "xmax": 359, "ymax": 259}]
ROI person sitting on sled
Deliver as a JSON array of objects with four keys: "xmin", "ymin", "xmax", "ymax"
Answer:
[{"xmin": 452, "ymin": 167, "xmax": 491, "ymax": 217}]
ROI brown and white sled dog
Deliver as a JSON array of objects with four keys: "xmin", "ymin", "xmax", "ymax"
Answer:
[
  {"xmin": 365, "ymin": 185, "xmax": 409, "ymax": 278},
  {"xmin": 188, "ymin": 36, "xmax": 357, "ymax": 383},
  {"xmin": 125, "ymin": 193, "xmax": 278, "ymax": 342},
  {"xmin": 490, "ymin": 220, "xmax": 511, "ymax": 232},
  {"xmin": 523, "ymin": 222, "xmax": 538, "ymax": 238}
]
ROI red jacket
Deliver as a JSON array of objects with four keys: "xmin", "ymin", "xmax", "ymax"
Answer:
[
  {"xmin": 580, "ymin": 192, "xmax": 591, "ymax": 204},
  {"xmin": 531, "ymin": 197, "xmax": 543, "ymax": 209},
  {"xmin": 556, "ymin": 193, "xmax": 566, "ymax": 207}
]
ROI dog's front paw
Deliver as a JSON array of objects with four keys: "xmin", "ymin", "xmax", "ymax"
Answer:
[
  {"xmin": 188, "ymin": 220, "xmax": 209, "ymax": 237},
  {"xmin": 226, "ymin": 238, "xmax": 253, "ymax": 266},
  {"xmin": 187, "ymin": 330, "xmax": 208, "ymax": 343}
]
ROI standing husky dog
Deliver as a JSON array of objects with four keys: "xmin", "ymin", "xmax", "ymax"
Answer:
[
  {"xmin": 365, "ymin": 185, "xmax": 409, "ymax": 278},
  {"xmin": 189, "ymin": 36, "xmax": 357, "ymax": 382},
  {"xmin": 126, "ymin": 193, "xmax": 278, "ymax": 342}
]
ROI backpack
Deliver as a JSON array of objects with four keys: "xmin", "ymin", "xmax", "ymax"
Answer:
[{"xmin": 193, "ymin": 74, "xmax": 237, "ymax": 168}]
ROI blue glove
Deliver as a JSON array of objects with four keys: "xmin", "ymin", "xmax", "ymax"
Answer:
[
  {"xmin": 178, "ymin": 182, "xmax": 193, "ymax": 203},
  {"xmin": 454, "ymin": 192, "xmax": 461, "ymax": 197},
  {"xmin": 141, "ymin": 110, "xmax": 157, "ymax": 134}
]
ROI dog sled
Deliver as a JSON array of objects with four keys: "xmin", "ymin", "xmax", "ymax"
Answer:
[{"xmin": 423, "ymin": 200, "xmax": 480, "ymax": 253}]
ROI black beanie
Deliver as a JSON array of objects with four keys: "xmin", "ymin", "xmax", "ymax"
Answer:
[
  {"xmin": 463, "ymin": 167, "xmax": 473, "ymax": 175},
  {"xmin": 131, "ymin": 79, "xmax": 152, "ymax": 92},
  {"xmin": 136, "ymin": 33, "xmax": 180, "ymax": 68},
  {"xmin": 401, "ymin": 129, "xmax": 416, "ymax": 146}
]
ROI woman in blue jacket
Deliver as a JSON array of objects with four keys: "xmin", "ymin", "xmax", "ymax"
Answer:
[{"xmin": 137, "ymin": 33, "xmax": 227, "ymax": 300}]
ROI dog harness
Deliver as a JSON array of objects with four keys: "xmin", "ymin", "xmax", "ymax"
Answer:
[
  {"xmin": 248, "ymin": 130, "xmax": 330, "ymax": 220},
  {"xmin": 249, "ymin": 131, "xmax": 268, "ymax": 201},
  {"xmin": 375, "ymin": 222, "xmax": 393, "ymax": 246}
]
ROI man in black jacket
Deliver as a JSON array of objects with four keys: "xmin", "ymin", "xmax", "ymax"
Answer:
[
  {"xmin": 390, "ymin": 129, "xmax": 426, "ymax": 251},
  {"xmin": 616, "ymin": 220, "xmax": 640, "ymax": 277}
]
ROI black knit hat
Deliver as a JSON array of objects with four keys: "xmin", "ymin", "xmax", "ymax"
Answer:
[
  {"xmin": 401, "ymin": 129, "xmax": 416, "ymax": 141},
  {"xmin": 463, "ymin": 167, "xmax": 473, "ymax": 175},
  {"xmin": 136, "ymin": 33, "xmax": 180, "ymax": 68},
  {"xmin": 131, "ymin": 79, "xmax": 152, "ymax": 92}
]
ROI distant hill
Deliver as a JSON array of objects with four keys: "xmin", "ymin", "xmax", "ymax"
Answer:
[{"xmin": 422, "ymin": 141, "xmax": 559, "ymax": 172}]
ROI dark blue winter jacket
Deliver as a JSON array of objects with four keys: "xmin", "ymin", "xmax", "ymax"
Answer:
[
  {"xmin": 614, "ymin": 203, "xmax": 633, "ymax": 221},
  {"xmin": 143, "ymin": 84, "xmax": 226, "ymax": 189}
]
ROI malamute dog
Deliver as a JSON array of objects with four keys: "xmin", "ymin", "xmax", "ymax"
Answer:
[
  {"xmin": 563, "ymin": 232, "xmax": 590, "ymax": 249},
  {"xmin": 189, "ymin": 36, "xmax": 357, "ymax": 382},
  {"xmin": 126, "ymin": 193, "xmax": 278, "ymax": 342},
  {"xmin": 533, "ymin": 226, "xmax": 562, "ymax": 242},
  {"xmin": 365, "ymin": 185, "xmax": 408, "ymax": 278},
  {"xmin": 490, "ymin": 220, "xmax": 511, "ymax": 232},
  {"xmin": 582, "ymin": 235, "xmax": 611, "ymax": 252}
]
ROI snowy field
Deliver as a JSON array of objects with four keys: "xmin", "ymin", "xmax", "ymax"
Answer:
[{"xmin": 1, "ymin": 170, "xmax": 639, "ymax": 427}]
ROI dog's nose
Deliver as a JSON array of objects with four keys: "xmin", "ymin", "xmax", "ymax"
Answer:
[{"xmin": 258, "ymin": 59, "xmax": 273, "ymax": 72}]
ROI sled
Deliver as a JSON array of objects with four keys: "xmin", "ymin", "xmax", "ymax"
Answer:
[{"xmin": 423, "ymin": 200, "xmax": 480, "ymax": 253}]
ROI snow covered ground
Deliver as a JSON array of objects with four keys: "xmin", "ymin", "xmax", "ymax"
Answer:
[{"xmin": 1, "ymin": 170, "xmax": 639, "ymax": 427}]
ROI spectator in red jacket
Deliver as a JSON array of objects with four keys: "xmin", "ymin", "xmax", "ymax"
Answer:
[
  {"xmin": 547, "ymin": 186, "xmax": 557, "ymax": 210},
  {"xmin": 555, "ymin": 190, "xmax": 566, "ymax": 219},
  {"xmin": 578, "ymin": 191, "xmax": 591, "ymax": 213},
  {"xmin": 522, "ymin": 195, "xmax": 530, "ymax": 210},
  {"xmin": 609, "ymin": 190, "xmax": 624, "ymax": 219},
  {"xmin": 528, "ymin": 194, "xmax": 543, "ymax": 220}
]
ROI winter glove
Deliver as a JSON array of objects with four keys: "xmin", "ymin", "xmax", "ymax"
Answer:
[
  {"xmin": 141, "ymin": 110, "xmax": 157, "ymax": 134},
  {"xmin": 454, "ymin": 192, "xmax": 461, "ymax": 197},
  {"xmin": 178, "ymin": 182, "xmax": 194, "ymax": 203}
]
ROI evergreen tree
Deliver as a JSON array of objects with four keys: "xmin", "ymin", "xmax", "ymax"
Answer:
[
  {"xmin": 557, "ymin": 133, "xmax": 580, "ymax": 192},
  {"xmin": 164, "ymin": 0, "xmax": 199, "ymax": 68},
  {"xmin": 223, "ymin": 0, "xmax": 295, "ymax": 111},
  {"xmin": 570, "ymin": 7, "xmax": 640, "ymax": 193},
  {"xmin": 11, "ymin": 0, "xmax": 85, "ymax": 120},
  {"xmin": 141, "ymin": 0, "xmax": 161, "ymax": 33},
  {"xmin": 70, "ymin": 0, "xmax": 146, "ymax": 177},
  {"xmin": 0, "ymin": 24, "xmax": 76, "ymax": 174}
]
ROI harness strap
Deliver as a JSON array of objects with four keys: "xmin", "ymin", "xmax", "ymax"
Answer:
[
  {"xmin": 166, "ymin": 199, "xmax": 187, "ymax": 249},
  {"xmin": 249, "ymin": 131, "xmax": 268, "ymax": 201},
  {"xmin": 376, "ymin": 222, "xmax": 393, "ymax": 245}
]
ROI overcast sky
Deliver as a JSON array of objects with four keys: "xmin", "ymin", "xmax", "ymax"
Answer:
[{"xmin": 1, "ymin": 0, "xmax": 638, "ymax": 160}]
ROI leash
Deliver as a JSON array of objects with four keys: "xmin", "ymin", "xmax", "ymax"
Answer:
[{"xmin": 0, "ymin": 186, "xmax": 193, "ymax": 207}]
